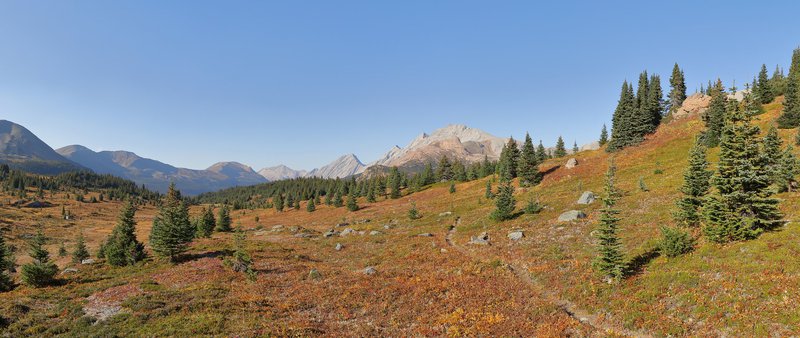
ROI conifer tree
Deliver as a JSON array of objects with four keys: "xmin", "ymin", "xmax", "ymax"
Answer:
[
  {"xmin": 333, "ymin": 188, "xmax": 344, "ymax": 207},
  {"xmin": 702, "ymin": 80, "xmax": 727, "ymax": 147},
  {"xmin": 498, "ymin": 137, "xmax": 520, "ymax": 180},
  {"xmin": 306, "ymin": 198, "xmax": 316, "ymax": 212},
  {"xmin": 274, "ymin": 193, "xmax": 284, "ymax": 212},
  {"xmin": 490, "ymin": 181, "xmax": 516, "ymax": 221},
  {"xmin": 669, "ymin": 63, "xmax": 687, "ymax": 111},
  {"xmin": 346, "ymin": 190, "xmax": 359, "ymax": 211},
  {"xmin": 608, "ymin": 81, "xmax": 639, "ymax": 152},
  {"xmin": 215, "ymin": 205, "xmax": 232, "ymax": 232},
  {"xmin": 592, "ymin": 160, "xmax": 625, "ymax": 281},
  {"xmin": 553, "ymin": 136, "xmax": 567, "ymax": 158},
  {"xmin": 646, "ymin": 74, "xmax": 664, "ymax": 132},
  {"xmin": 599, "ymin": 124, "xmax": 609, "ymax": 146},
  {"xmin": 196, "ymin": 206, "xmax": 216, "ymax": 238},
  {"xmin": 101, "ymin": 201, "xmax": 146, "ymax": 266},
  {"xmin": 674, "ymin": 140, "xmax": 712, "ymax": 227},
  {"xmin": 536, "ymin": 140, "xmax": 547, "ymax": 163},
  {"xmin": 771, "ymin": 64, "xmax": 786, "ymax": 97},
  {"xmin": 449, "ymin": 182, "xmax": 456, "ymax": 194},
  {"xmin": 324, "ymin": 192, "xmax": 332, "ymax": 205},
  {"xmin": 775, "ymin": 145, "xmax": 800, "ymax": 192},
  {"xmin": 485, "ymin": 180, "xmax": 494, "ymax": 199},
  {"xmin": 756, "ymin": 64, "xmax": 774, "ymax": 104},
  {"xmin": 0, "ymin": 234, "xmax": 13, "ymax": 291},
  {"xmin": 366, "ymin": 185, "xmax": 376, "ymax": 203},
  {"xmin": 796, "ymin": 128, "xmax": 800, "ymax": 146},
  {"xmin": 389, "ymin": 167, "xmax": 402, "ymax": 199},
  {"xmin": 149, "ymin": 183, "xmax": 195, "ymax": 262},
  {"xmin": 517, "ymin": 133, "xmax": 541, "ymax": 186},
  {"xmin": 572, "ymin": 141, "xmax": 579, "ymax": 153},
  {"xmin": 20, "ymin": 230, "xmax": 58, "ymax": 287},
  {"xmin": 293, "ymin": 199, "xmax": 300, "ymax": 210},
  {"xmin": 778, "ymin": 48, "xmax": 800, "ymax": 128},
  {"xmin": 435, "ymin": 155, "xmax": 453, "ymax": 181},
  {"xmin": 72, "ymin": 233, "xmax": 89, "ymax": 264},
  {"xmin": 285, "ymin": 194, "xmax": 294, "ymax": 210},
  {"xmin": 703, "ymin": 106, "xmax": 782, "ymax": 242}
]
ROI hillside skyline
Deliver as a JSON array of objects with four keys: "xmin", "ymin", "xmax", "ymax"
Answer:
[{"xmin": 1, "ymin": 1, "xmax": 799, "ymax": 170}]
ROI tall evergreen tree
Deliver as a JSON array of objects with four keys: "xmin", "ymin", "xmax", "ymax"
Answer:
[
  {"xmin": 599, "ymin": 124, "xmax": 608, "ymax": 146},
  {"xmin": 702, "ymin": 79, "xmax": 727, "ymax": 147},
  {"xmin": 778, "ymin": 48, "xmax": 800, "ymax": 128},
  {"xmin": 592, "ymin": 160, "xmax": 625, "ymax": 281},
  {"xmin": 668, "ymin": 63, "xmax": 687, "ymax": 111},
  {"xmin": 101, "ymin": 201, "xmax": 146, "ymax": 266},
  {"xmin": 0, "ymin": 233, "xmax": 13, "ymax": 291},
  {"xmin": 306, "ymin": 197, "xmax": 316, "ymax": 212},
  {"xmin": 517, "ymin": 133, "xmax": 541, "ymax": 186},
  {"xmin": 490, "ymin": 181, "xmax": 516, "ymax": 221},
  {"xmin": 771, "ymin": 65, "xmax": 786, "ymax": 97},
  {"xmin": 333, "ymin": 187, "xmax": 344, "ymax": 207},
  {"xmin": 498, "ymin": 137, "xmax": 520, "ymax": 181},
  {"xmin": 436, "ymin": 155, "xmax": 453, "ymax": 181},
  {"xmin": 366, "ymin": 184, "xmax": 376, "ymax": 203},
  {"xmin": 608, "ymin": 81, "xmax": 639, "ymax": 151},
  {"xmin": 756, "ymin": 64, "xmax": 774, "ymax": 104},
  {"xmin": 20, "ymin": 230, "xmax": 57, "ymax": 287},
  {"xmin": 72, "ymin": 232, "xmax": 89, "ymax": 264},
  {"xmin": 703, "ymin": 105, "xmax": 782, "ymax": 242},
  {"xmin": 215, "ymin": 205, "xmax": 232, "ymax": 232},
  {"xmin": 274, "ymin": 193, "xmax": 284, "ymax": 212},
  {"xmin": 421, "ymin": 163, "xmax": 435, "ymax": 185},
  {"xmin": 674, "ymin": 140, "xmax": 712, "ymax": 227},
  {"xmin": 535, "ymin": 141, "xmax": 548, "ymax": 163},
  {"xmin": 572, "ymin": 141, "xmax": 579, "ymax": 153},
  {"xmin": 647, "ymin": 74, "xmax": 664, "ymax": 132},
  {"xmin": 775, "ymin": 145, "xmax": 800, "ymax": 192},
  {"xmin": 763, "ymin": 127, "xmax": 799, "ymax": 192},
  {"xmin": 389, "ymin": 167, "xmax": 402, "ymax": 199},
  {"xmin": 346, "ymin": 190, "xmax": 359, "ymax": 211},
  {"xmin": 554, "ymin": 136, "xmax": 567, "ymax": 158},
  {"xmin": 149, "ymin": 183, "xmax": 195, "ymax": 262},
  {"xmin": 485, "ymin": 180, "xmax": 494, "ymax": 199},
  {"xmin": 196, "ymin": 206, "xmax": 216, "ymax": 238}
]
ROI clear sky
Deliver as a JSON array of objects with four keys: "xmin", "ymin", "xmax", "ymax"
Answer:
[{"xmin": 1, "ymin": 1, "xmax": 798, "ymax": 171}]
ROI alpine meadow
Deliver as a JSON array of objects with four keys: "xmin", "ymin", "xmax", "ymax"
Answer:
[{"xmin": 2, "ymin": 1, "xmax": 800, "ymax": 337}]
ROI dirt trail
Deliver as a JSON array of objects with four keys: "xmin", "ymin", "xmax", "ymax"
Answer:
[{"xmin": 444, "ymin": 225, "xmax": 652, "ymax": 338}]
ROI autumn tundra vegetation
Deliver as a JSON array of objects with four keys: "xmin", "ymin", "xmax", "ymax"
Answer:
[{"xmin": 1, "ymin": 48, "xmax": 800, "ymax": 336}]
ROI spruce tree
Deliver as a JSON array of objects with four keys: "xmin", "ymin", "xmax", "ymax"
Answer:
[
  {"xmin": 149, "ymin": 183, "xmax": 195, "ymax": 262},
  {"xmin": 703, "ymin": 105, "xmax": 782, "ymax": 242},
  {"xmin": 669, "ymin": 63, "xmax": 687, "ymax": 111},
  {"xmin": 646, "ymin": 74, "xmax": 664, "ymax": 132},
  {"xmin": 422, "ymin": 163, "xmax": 435, "ymax": 185},
  {"xmin": 775, "ymin": 145, "xmax": 800, "ymax": 192},
  {"xmin": 778, "ymin": 48, "xmax": 800, "ymax": 128},
  {"xmin": 215, "ymin": 205, "xmax": 232, "ymax": 232},
  {"xmin": 608, "ymin": 81, "xmax": 639, "ymax": 151},
  {"xmin": 553, "ymin": 136, "xmax": 567, "ymax": 158},
  {"xmin": 306, "ymin": 198, "xmax": 316, "ymax": 212},
  {"xmin": 756, "ymin": 64, "xmax": 774, "ymax": 104},
  {"xmin": 196, "ymin": 206, "xmax": 216, "ymax": 238},
  {"xmin": 599, "ymin": 124, "xmax": 608, "ymax": 146},
  {"xmin": 389, "ymin": 167, "xmax": 402, "ymax": 199},
  {"xmin": 702, "ymin": 80, "xmax": 727, "ymax": 147},
  {"xmin": 517, "ymin": 133, "xmax": 541, "ymax": 186},
  {"xmin": 796, "ymin": 128, "xmax": 800, "ymax": 146},
  {"xmin": 771, "ymin": 64, "xmax": 786, "ymax": 97},
  {"xmin": 490, "ymin": 181, "xmax": 516, "ymax": 221},
  {"xmin": 101, "ymin": 201, "xmax": 146, "ymax": 266},
  {"xmin": 536, "ymin": 141, "xmax": 547, "ymax": 163},
  {"xmin": 333, "ymin": 189, "xmax": 344, "ymax": 207},
  {"xmin": 366, "ymin": 185, "xmax": 376, "ymax": 203},
  {"xmin": 274, "ymin": 193, "xmax": 284, "ymax": 212},
  {"xmin": 0, "ymin": 234, "xmax": 13, "ymax": 291},
  {"xmin": 592, "ymin": 160, "xmax": 625, "ymax": 281},
  {"xmin": 674, "ymin": 140, "xmax": 712, "ymax": 227},
  {"xmin": 436, "ymin": 155, "xmax": 453, "ymax": 181},
  {"xmin": 346, "ymin": 190, "xmax": 359, "ymax": 211},
  {"xmin": 485, "ymin": 180, "xmax": 494, "ymax": 199},
  {"xmin": 72, "ymin": 233, "xmax": 89, "ymax": 264},
  {"xmin": 20, "ymin": 230, "xmax": 58, "ymax": 287},
  {"xmin": 572, "ymin": 141, "xmax": 579, "ymax": 153},
  {"xmin": 498, "ymin": 137, "xmax": 520, "ymax": 180},
  {"xmin": 449, "ymin": 182, "xmax": 456, "ymax": 194}
]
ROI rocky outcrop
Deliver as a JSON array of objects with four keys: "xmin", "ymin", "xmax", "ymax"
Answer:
[
  {"xmin": 565, "ymin": 158, "xmax": 578, "ymax": 169},
  {"xmin": 577, "ymin": 191, "xmax": 596, "ymax": 205},
  {"xmin": 558, "ymin": 210, "xmax": 587, "ymax": 222},
  {"xmin": 306, "ymin": 153, "xmax": 366, "ymax": 179}
]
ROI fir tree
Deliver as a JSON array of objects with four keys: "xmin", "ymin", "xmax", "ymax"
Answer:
[
  {"xmin": 421, "ymin": 163, "xmax": 435, "ymax": 185},
  {"xmin": 389, "ymin": 167, "xmax": 402, "ymax": 199},
  {"xmin": 608, "ymin": 81, "xmax": 640, "ymax": 151},
  {"xmin": 599, "ymin": 124, "xmax": 609, "ymax": 146},
  {"xmin": 333, "ymin": 188, "xmax": 344, "ymax": 207},
  {"xmin": 72, "ymin": 233, "xmax": 89, "ymax": 264},
  {"xmin": 554, "ymin": 136, "xmax": 567, "ymax": 158},
  {"xmin": 407, "ymin": 202, "xmax": 420, "ymax": 220},
  {"xmin": 436, "ymin": 155, "xmax": 453, "ymax": 181},
  {"xmin": 592, "ymin": 160, "xmax": 625, "ymax": 281},
  {"xmin": 796, "ymin": 128, "xmax": 800, "ymax": 146},
  {"xmin": 535, "ymin": 141, "xmax": 548, "ymax": 163},
  {"xmin": 572, "ymin": 141, "xmax": 579, "ymax": 153},
  {"xmin": 771, "ymin": 64, "xmax": 787, "ymax": 97},
  {"xmin": 346, "ymin": 190, "xmax": 359, "ymax": 211},
  {"xmin": 215, "ymin": 205, "xmax": 232, "ymax": 232},
  {"xmin": 306, "ymin": 198, "xmax": 316, "ymax": 212},
  {"xmin": 778, "ymin": 48, "xmax": 800, "ymax": 128},
  {"xmin": 274, "ymin": 193, "xmax": 284, "ymax": 212},
  {"xmin": 702, "ymin": 79, "xmax": 727, "ymax": 147},
  {"xmin": 149, "ymin": 183, "xmax": 195, "ymax": 262},
  {"xmin": 498, "ymin": 137, "xmax": 520, "ymax": 180},
  {"xmin": 196, "ymin": 206, "xmax": 216, "ymax": 238},
  {"xmin": 485, "ymin": 180, "xmax": 494, "ymax": 199},
  {"xmin": 674, "ymin": 140, "xmax": 712, "ymax": 227},
  {"xmin": 756, "ymin": 64, "xmax": 774, "ymax": 104},
  {"xmin": 646, "ymin": 74, "xmax": 664, "ymax": 132},
  {"xmin": 517, "ymin": 133, "xmax": 541, "ymax": 186},
  {"xmin": 775, "ymin": 145, "xmax": 800, "ymax": 192},
  {"xmin": 449, "ymin": 182, "xmax": 456, "ymax": 194},
  {"xmin": 490, "ymin": 181, "xmax": 516, "ymax": 221},
  {"xmin": 286, "ymin": 194, "xmax": 294, "ymax": 210},
  {"xmin": 20, "ymin": 230, "xmax": 58, "ymax": 287},
  {"xmin": 366, "ymin": 185, "xmax": 376, "ymax": 203},
  {"xmin": 225, "ymin": 229, "xmax": 255, "ymax": 280},
  {"xmin": 703, "ymin": 106, "xmax": 782, "ymax": 242},
  {"xmin": 101, "ymin": 201, "xmax": 146, "ymax": 266},
  {"xmin": 0, "ymin": 234, "xmax": 13, "ymax": 291},
  {"xmin": 58, "ymin": 242, "xmax": 67, "ymax": 257},
  {"xmin": 669, "ymin": 63, "xmax": 687, "ymax": 111}
]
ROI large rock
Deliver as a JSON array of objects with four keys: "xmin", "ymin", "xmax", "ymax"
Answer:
[
  {"xmin": 507, "ymin": 230, "xmax": 524, "ymax": 241},
  {"xmin": 363, "ymin": 266, "xmax": 377, "ymax": 275},
  {"xmin": 469, "ymin": 232, "xmax": 490, "ymax": 245},
  {"xmin": 565, "ymin": 158, "xmax": 578, "ymax": 169},
  {"xmin": 577, "ymin": 191, "xmax": 596, "ymax": 205},
  {"xmin": 558, "ymin": 210, "xmax": 587, "ymax": 222},
  {"xmin": 340, "ymin": 228, "xmax": 355, "ymax": 236}
]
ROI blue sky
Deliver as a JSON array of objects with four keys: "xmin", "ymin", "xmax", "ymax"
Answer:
[{"xmin": 1, "ymin": 1, "xmax": 798, "ymax": 171}]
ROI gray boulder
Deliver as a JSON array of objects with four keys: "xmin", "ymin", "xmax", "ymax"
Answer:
[
  {"xmin": 438, "ymin": 211, "xmax": 453, "ymax": 217},
  {"xmin": 323, "ymin": 229, "xmax": 339, "ymax": 238},
  {"xmin": 61, "ymin": 268, "xmax": 79, "ymax": 275},
  {"xmin": 469, "ymin": 232, "xmax": 490, "ymax": 245},
  {"xmin": 577, "ymin": 191, "xmax": 596, "ymax": 205},
  {"xmin": 565, "ymin": 158, "xmax": 578, "ymax": 169},
  {"xmin": 369, "ymin": 230, "xmax": 382, "ymax": 236},
  {"xmin": 558, "ymin": 210, "xmax": 587, "ymax": 222},
  {"xmin": 340, "ymin": 228, "xmax": 355, "ymax": 236},
  {"xmin": 335, "ymin": 243, "xmax": 344, "ymax": 251},
  {"xmin": 417, "ymin": 233, "xmax": 434, "ymax": 237},
  {"xmin": 81, "ymin": 259, "xmax": 96, "ymax": 265},
  {"xmin": 364, "ymin": 266, "xmax": 377, "ymax": 275},
  {"xmin": 507, "ymin": 230, "xmax": 524, "ymax": 241}
]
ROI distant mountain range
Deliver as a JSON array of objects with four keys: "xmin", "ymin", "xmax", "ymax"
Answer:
[{"xmin": 0, "ymin": 119, "xmax": 597, "ymax": 194}]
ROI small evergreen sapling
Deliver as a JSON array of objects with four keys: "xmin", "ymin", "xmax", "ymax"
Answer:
[
  {"xmin": 593, "ymin": 160, "xmax": 626, "ymax": 281},
  {"xmin": 72, "ymin": 233, "xmax": 90, "ymax": 264},
  {"xmin": 21, "ymin": 230, "xmax": 58, "ymax": 287}
]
